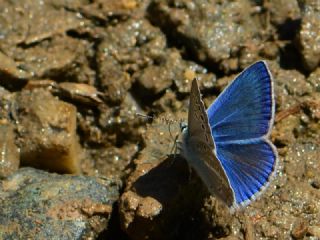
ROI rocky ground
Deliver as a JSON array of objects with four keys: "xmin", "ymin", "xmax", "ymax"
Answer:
[{"xmin": 0, "ymin": 0, "xmax": 319, "ymax": 239}]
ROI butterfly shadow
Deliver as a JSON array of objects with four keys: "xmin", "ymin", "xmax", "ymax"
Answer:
[
  {"xmin": 132, "ymin": 154, "xmax": 208, "ymax": 213},
  {"xmin": 128, "ymin": 154, "xmax": 215, "ymax": 239}
]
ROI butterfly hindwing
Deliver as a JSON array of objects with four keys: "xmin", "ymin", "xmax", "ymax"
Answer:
[{"xmin": 215, "ymin": 139, "xmax": 277, "ymax": 207}]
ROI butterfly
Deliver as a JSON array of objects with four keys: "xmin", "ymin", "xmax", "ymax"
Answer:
[{"xmin": 180, "ymin": 61, "xmax": 278, "ymax": 210}]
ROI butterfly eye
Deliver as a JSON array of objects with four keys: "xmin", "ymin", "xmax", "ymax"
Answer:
[{"xmin": 179, "ymin": 122, "xmax": 187, "ymax": 132}]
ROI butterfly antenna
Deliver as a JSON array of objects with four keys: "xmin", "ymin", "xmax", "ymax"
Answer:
[
  {"xmin": 137, "ymin": 112, "xmax": 184, "ymax": 159},
  {"xmin": 138, "ymin": 113, "xmax": 178, "ymax": 140},
  {"xmin": 168, "ymin": 118, "xmax": 187, "ymax": 161},
  {"xmin": 167, "ymin": 122, "xmax": 175, "ymax": 141}
]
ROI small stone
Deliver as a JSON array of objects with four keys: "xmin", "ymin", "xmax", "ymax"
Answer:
[
  {"xmin": 268, "ymin": 0, "xmax": 301, "ymax": 26},
  {"xmin": 0, "ymin": 51, "xmax": 29, "ymax": 84},
  {"xmin": 296, "ymin": 5, "xmax": 320, "ymax": 71},
  {"xmin": 307, "ymin": 225, "xmax": 320, "ymax": 238},
  {"xmin": 0, "ymin": 122, "xmax": 20, "ymax": 178},
  {"xmin": 291, "ymin": 219, "xmax": 308, "ymax": 239},
  {"xmin": 311, "ymin": 180, "xmax": 320, "ymax": 189},
  {"xmin": 307, "ymin": 68, "xmax": 320, "ymax": 92},
  {"xmin": 15, "ymin": 89, "xmax": 82, "ymax": 174},
  {"xmin": 136, "ymin": 196, "xmax": 162, "ymax": 219}
]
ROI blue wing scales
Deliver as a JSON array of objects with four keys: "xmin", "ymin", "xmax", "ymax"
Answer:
[
  {"xmin": 207, "ymin": 61, "xmax": 278, "ymax": 207},
  {"xmin": 207, "ymin": 61, "xmax": 274, "ymax": 143},
  {"xmin": 215, "ymin": 140, "xmax": 277, "ymax": 205}
]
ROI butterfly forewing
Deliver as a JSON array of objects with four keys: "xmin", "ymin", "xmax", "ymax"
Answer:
[{"xmin": 207, "ymin": 61, "xmax": 274, "ymax": 143}]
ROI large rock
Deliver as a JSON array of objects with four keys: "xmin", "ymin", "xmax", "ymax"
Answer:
[
  {"xmin": 0, "ymin": 168, "xmax": 121, "ymax": 239},
  {"xmin": 148, "ymin": 0, "xmax": 262, "ymax": 72},
  {"xmin": 119, "ymin": 113, "xmax": 208, "ymax": 240}
]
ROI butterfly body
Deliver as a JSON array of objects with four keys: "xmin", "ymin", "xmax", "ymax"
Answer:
[{"xmin": 181, "ymin": 61, "xmax": 278, "ymax": 210}]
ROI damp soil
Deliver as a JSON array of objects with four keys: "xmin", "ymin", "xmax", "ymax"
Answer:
[{"xmin": 0, "ymin": 0, "xmax": 319, "ymax": 239}]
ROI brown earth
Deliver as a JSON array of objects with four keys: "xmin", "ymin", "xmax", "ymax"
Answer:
[{"xmin": 0, "ymin": 0, "xmax": 319, "ymax": 239}]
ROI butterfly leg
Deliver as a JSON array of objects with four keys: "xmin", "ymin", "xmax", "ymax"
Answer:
[{"xmin": 165, "ymin": 134, "xmax": 180, "ymax": 167}]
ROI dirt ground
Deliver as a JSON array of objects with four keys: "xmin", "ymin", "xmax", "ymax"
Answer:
[{"xmin": 0, "ymin": 0, "xmax": 319, "ymax": 239}]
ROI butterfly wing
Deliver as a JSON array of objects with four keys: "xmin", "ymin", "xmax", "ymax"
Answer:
[
  {"xmin": 207, "ymin": 61, "xmax": 278, "ymax": 207},
  {"xmin": 182, "ymin": 79, "xmax": 235, "ymax": 206},
  {"xmin": 215, "ymin": 139, "xmax": 277, "ymax": 208}
]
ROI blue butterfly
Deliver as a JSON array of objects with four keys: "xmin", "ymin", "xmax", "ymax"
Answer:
[{"xmin": 181, "ymin": 61, "xmax": 278, "ymax": 210}]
